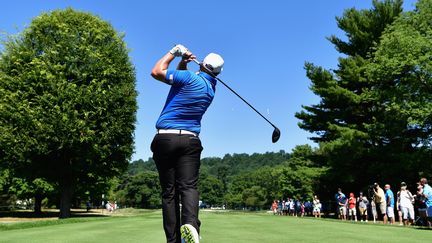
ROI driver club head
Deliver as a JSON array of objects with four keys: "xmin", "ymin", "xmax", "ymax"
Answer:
[{"xmin": 272, "ymin": 127, "xmax": 281, "ymax": 143}]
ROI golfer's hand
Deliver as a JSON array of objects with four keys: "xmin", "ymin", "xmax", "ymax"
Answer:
[
  {"xmin": 177, "ymin": 51, "xmax": 195, "ymax": 70},
  {"xmin": 181, "ymin": 51, "xmax": 196, "ymax": 63},
  {"xmin": 169, "ymin": 44, "xmax": 188, "ymax": 57}
]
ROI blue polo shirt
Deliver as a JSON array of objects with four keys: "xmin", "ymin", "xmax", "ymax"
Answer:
[
  {"xmin": 336, "ymin": 193, "xmax": 346, "ymax": 205},
  {"xmin": 156, "ymin": 70, "xmax": 216, "ymax": 134},
  {"xmin": 423, "ymin": 184, "xmax": 432, "ymax": 207},
  {"xmin": 385, "ymin": 189, "xmax": 394, "ymax": 208}
]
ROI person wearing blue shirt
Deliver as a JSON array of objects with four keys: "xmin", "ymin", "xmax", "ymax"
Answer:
[
  {"xmin": 335, "ymin": 188, "xmax": 347, "ymax": 220},
  {"xmin": 384, "ymin": 184, "xmax": 395, "ymax": 224},
  {"xmin": 420, "ymin": 178, "xmax": 432, "ymax": 226},
  {"xmin": 151, "ymin": 44, "xmax": 224, "ymax": 243}
]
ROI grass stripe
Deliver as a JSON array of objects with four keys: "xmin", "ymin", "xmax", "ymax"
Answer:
[{"xmin": 0, "ymin": 210, "xmax": 430, "ymax": 243}]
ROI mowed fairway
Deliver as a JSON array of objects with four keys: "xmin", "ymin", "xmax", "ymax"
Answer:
[{"xmin": 0, "ymin": 210, "xmax": 430, "ymax": 243}]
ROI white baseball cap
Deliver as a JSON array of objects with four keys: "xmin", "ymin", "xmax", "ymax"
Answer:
[{"xmin": 203, "ymin": 53, "xmax": 224, "ymax": 75}]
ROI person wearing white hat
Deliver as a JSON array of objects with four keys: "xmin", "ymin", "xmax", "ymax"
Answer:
[
  {"xmin": 397, "ymin": 182, "xmax": 415, "ymax": 226},
  {"xmin": 151, "ymin": 44, "xmax": 223, "ymax": 243},
  {"xmin": 202, "ymin": 53, "xmax": 224, "ymax": 75}
]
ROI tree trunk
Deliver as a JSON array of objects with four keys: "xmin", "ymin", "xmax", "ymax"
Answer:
[
  {"xmin": 34, "ymin": 194, "xmax": 43, "ymax": 214},
  {"xmin": 59, "ymin": 175, "xmax": 74, "ymax": 219}
]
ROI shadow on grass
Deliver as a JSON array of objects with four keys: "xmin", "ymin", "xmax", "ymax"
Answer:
[
  {"xmin": 0, "ymin": 210, "xmax": 109, "ymax": 219},
  {"xmin": 414, "ymin": 226, "xmax": 432, "ymax": 230}
]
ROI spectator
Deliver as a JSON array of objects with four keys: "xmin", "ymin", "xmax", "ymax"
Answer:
[
  {"xmin": 384, "ymin": 184, "xmax": 395, "ymax": 225},
  {"xmin": 271, "ymin": 200, "xmax": 278, "ymax": 215},
  {"xmin": 370, "ymin": 200, "xmax": 377, "ymax": 223},
  {"xmin": 396, "ymin": 196, "xmax": 403, "ymax": 226},
  {"xmin": 373, "ymin": 183, "xmax": 386, "ymax": 223},
  {"xmin": 304, "ymin": 200, "xmax": 312, "ymax": 216},
  {"xmin": 295, "ymin": 199, "xmax": 302, "ymax": 217},
  {"xmin": 313, "ymin": 195, "xmax": 322, "ymax": 218},
  {"xmin": 419, "ymin": 178, "xmax": 432, "ymax": 226},
  {"xmin": 289, "ymin": 198, "xmax": 295, "ymax": 216},
  {"xmin": 308, "ymin": 200, "xmax": 313, "ymax": 216},
  {"xmin": 300, "ymin": 202, "xmax": 305, "ymax": 217},
  {"xmin": 336, "ymin": 188, "xmax": 347, "ymax": 220},
  {"xmin": 334, "ymin": 189, "xmax": 340, "ymax": 218},
  {"xmin": 357, "ymin": 192, "xmax": 369, "ymax": 222},
  {"xmin": 106, "ymin": 200, "xmax": 113, "ymax": 212},
  {"xmin": 415, "ymin": 182, "xmax": 428, "ymax": 226},
  {"xmin": 282, "ymin": 200, "xmax": 286, "ymax": 215},
  {"xmin": 284, "ymin": 199, "xmax": 290, "ymax": 216},
  {"xmin": 277, "ymin": 200, "xmax": 283, "ymax": 215},
  {"xmin": 397, "ymin": 182, "xmax": 415, "ymax": 226},
  {"xmin": 348, "ymin": 192, "xmax": 357, "ymax": 221},
  {"xmin": 292, "ymin": 198, "xmax": 300, "ymax": 217}
]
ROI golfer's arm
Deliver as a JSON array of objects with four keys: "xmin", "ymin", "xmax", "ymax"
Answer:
[
  {"xmin": 177, "ymin": 59, "xmax": 188, "ymax": 70},
  {"xmin": 151, "ymin": 53, "xmax": 175, "ymax": 82}
]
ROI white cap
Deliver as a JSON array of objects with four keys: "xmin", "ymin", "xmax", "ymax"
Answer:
[{"xmin": 203, "ymin": 53, "xmax": 224, "ymax": 75}]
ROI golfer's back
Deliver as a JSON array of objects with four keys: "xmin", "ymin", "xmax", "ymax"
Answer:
[{"xmin": 156, "ymin": 70, "xmax": 217, "ymax": 135}]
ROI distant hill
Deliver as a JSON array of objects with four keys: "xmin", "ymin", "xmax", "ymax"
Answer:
[{"xmin": 128, "ymin": 150, "xmax": 290, "ymax": 177}]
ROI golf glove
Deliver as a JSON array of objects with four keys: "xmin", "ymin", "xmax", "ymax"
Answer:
[{"xmin": 169, "ymin": 44, "xmax": 188, "ymax": 57}]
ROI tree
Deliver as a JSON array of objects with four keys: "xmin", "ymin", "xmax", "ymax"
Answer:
[
  {"xmin": 114, "ymin": 171, "xmax": 161, "ymax": 208},
  {"xmin": 295, "ymin": 0, "xmax": 406, "ymax": 195},
  {"xmin": 199, "ymin": 172, "xmax": 225, "ymax": 206},
  {"xmin": 0, "ymin": 9, "xmax": 137, "ymax": 218},
  {"xmin": 226, "ymin": 166, "xmax": 279, "ymax": 210},
  {"xmin": 9, "ymin": 177, "xmax": 55, "ymax": 213},
  {"xmin": 366, "ymin": 0, "xmax": 432, "ymax": 179},
  {"xmin": 276, "ymin": 164, "xmax": 326, "ymax": 201},
  {"xmin": 242, "ymin": 186, "xmax": 267, "ymax": 210},
  {"xmin": 225, "ymin": 153, "xmax": 325, "ymax": 210},
  {"xmin": 127, "ymin": 159, "xmax": 157, "ymax": 175}
]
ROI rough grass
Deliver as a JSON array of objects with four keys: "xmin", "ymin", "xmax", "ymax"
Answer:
[{"xmin": 0, "ymin": 209, "xmax": 430, "ymax": 242}]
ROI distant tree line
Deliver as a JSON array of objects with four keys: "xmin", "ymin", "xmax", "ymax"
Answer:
[{"xmin": 112, "ymin": 146, "xmax": 326, "ymax": 210}]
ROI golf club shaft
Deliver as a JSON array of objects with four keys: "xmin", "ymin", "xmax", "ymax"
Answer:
[{"xmin": 192, "ymin": 59, "xmax": 278, "ymax": 130}]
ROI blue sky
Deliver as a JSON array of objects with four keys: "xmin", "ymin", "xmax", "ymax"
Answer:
[{"xmin": 1, "ymin": 0, "xmax": 417, "ymax": 161}]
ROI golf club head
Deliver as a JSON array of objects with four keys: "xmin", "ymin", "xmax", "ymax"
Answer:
[{"xmin": 272, "ymin": 127, "xmax": 281, "ymax": 143}]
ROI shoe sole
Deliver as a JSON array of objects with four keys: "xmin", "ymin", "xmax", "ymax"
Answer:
[{"xmin": 181, "ymin": 225, "xmax": 197, "ymax": 243}]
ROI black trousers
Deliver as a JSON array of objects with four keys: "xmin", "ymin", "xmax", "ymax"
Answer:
[{"xmin": 151, "ymin": 133, "xmax": 203, "ymax": 243}]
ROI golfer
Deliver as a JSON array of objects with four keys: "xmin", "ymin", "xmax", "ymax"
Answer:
[{"xmin": 150, "ymin": 44, "xmax": 224, "ymax": 243}]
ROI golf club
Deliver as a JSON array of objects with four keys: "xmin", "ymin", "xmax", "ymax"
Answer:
[{"xmin": 192, "ymin": 58, "xmax": 281, "ymax": 143}]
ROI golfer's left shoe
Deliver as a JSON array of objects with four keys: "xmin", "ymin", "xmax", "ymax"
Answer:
[{"xmin": 180, "ymin": 224, "xmax": 199, "ymax": 243}]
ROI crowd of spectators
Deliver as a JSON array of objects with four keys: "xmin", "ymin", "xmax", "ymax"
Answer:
[
  {"xmin": 271, "ymin": 177, "xmax": 432, "ymax": 227},
  {"xmin": 271, "ymin": 195, "xmax": 322, "ymax": 218},
  {"xmin": 333, "ymin": 177, "xmax": 432, "ymax": 226}
]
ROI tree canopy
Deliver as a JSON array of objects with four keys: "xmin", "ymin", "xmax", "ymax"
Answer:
[
  {"xmin": 0, "ymin": 8, "xmax": 137, "ymax": 218},
  {"xmin": 296, "ymin": 0, "xmax": 432, "ymax": 195}
]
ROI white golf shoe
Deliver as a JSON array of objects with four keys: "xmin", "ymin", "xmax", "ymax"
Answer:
[{"xmin": 181, "ymin": 224, "xmax": 200, "ymax": 243}]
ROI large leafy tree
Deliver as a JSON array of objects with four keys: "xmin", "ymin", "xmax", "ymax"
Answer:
[
  {"xmin": 367, "ymin": 0, "xmax": 432, "ymax": 178},
  {"xmin": 0, "ymin": 9, "xmax": 137, "ymax": 218},
  {"xmin": 295, "ymin": 0, "xmax": 405, "ymax": 195}
]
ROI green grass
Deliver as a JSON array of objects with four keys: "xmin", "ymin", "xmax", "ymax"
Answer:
[{"xmin": 0, "ymin": 210, "xmax": 430, "ymax": 242}]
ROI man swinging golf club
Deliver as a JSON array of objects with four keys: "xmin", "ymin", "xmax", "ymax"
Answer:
[{"xmin": 151, "ymin": 44, "xmax": 224, "ymax": 243}]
